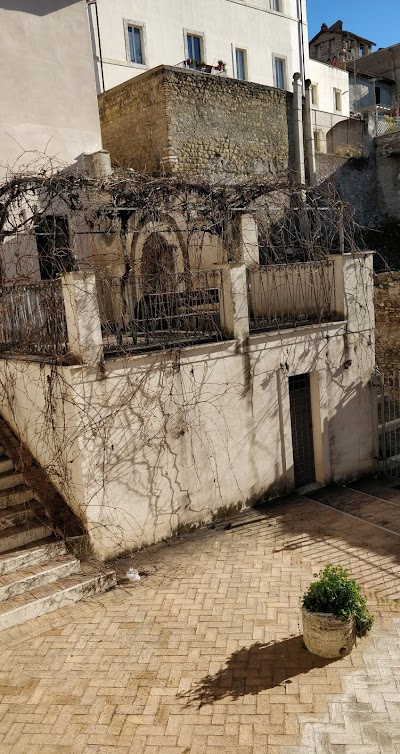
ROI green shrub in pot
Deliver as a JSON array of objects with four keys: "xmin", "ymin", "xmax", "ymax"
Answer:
[{"xmin": 302, "ymin": 564, "xmax": 374, "ymax": 639}]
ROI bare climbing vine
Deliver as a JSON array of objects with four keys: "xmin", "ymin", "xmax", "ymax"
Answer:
[{"xmin": 0, "ymin": 161, "xmax": 374, "ymax": 557}]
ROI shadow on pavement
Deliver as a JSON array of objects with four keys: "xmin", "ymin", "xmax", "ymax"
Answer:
[{"xmin": 179, "ymin": 636, "xmax": 336, "ymax": 708}]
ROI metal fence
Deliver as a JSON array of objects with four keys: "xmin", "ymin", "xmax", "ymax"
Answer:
[
  {"xmin": 376, "ymin": 372, "xmax": 400, "ymax": 478},
  {"xmin": 376, "ymin": 115, "xmax": 400, "ymax": 137},
  {"xmin": 0, "ymin": 279, "xmax": 68, "ymax": 357},
  {"xmin": 97, "ymin": 269, "xmax": 225, "ymax": 355},
  {"xmin": 247, "ymin": 261, "xmax": 336, "ymax": 332}
]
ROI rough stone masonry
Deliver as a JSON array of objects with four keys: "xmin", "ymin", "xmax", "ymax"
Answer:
[{"xmin": 98, "ymin": 65, "xmax": 294, "ymax": 179}]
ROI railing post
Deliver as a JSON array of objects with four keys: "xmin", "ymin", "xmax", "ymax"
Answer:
[
  {"xmin": 220, "ymin": 264, "xmax": 250, "ymax": 345},
  {"xmin": 236, "ymin": 214, "xmax": 260, "ymax": 266},
  {"xmin": 331, "ymin": 255, "xmax": 345, "ymax": 319},
  {"xmin": 61, "ymin": 271, "xmax": 103, "ymax": 366}
]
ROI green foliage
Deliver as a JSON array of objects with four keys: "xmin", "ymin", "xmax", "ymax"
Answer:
[{"xmin": 302, "ymin": 564, "xmax": 374, "ymax": 639}]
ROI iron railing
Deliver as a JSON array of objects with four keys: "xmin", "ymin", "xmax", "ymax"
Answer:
[
  {"xmin": 247, "ymin": 261, "xmax": 337, "ymax": 332},
  {"xmin": 97, "ymin": 269, "xmax": 225, "ymax": 355},
  {"xmin": 0, "ymin": 279, "xmax": 68, "ymax": 357},
  {"xmin": 376, "ymin": 372, "xmax": 400, "ymax": 478}
]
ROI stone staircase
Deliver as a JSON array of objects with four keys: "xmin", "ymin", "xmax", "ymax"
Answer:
[{"xmin": 0, "ymin": 441, "xmax": 116, "ymax": 632}]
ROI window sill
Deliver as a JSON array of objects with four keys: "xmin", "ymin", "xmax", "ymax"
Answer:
[{"xmin": 97, "ymin": 56, "xmax": 149, "ymax": 71}]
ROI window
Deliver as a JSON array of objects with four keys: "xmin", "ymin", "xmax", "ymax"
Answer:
[
  {"xmin": 270, "ymin": 0, "xmax": 281, "ymax": 10},
  {"xmin": 274, "ymin": 57, "xmax": 286, "ymax": 89},
  {"xmin": 235, "ymin": 48, "xmax": 247, "ymax": 81},
  {"xmin": 375, "ymin": 85, "xmax": 381, "ymax": 105},
  {"xmin": 314, "ymin": 130, "xmax": 321, "ymax": 153},
  {"xmin": 35, "ymin": 216, "xmax": 74, "ymax": 281},
  {"xmin": 127, "ymin": 24, "xmax": 143, "ymax": 64},
  {"xmin": 186, "ymin": 33, "xmax": 202, "ymax": 64},
  {"xmin": 334, "ymin": 88, "xmax": 342, "ymax": 113},
  {"xmin": 311, "ymin": 83, "xmax": 319, "ymax": 106}
]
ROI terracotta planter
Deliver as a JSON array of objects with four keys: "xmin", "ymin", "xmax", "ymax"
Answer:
[{"xmin": 302, "ymin": 607, "xmax": 356, "ymax": 658}]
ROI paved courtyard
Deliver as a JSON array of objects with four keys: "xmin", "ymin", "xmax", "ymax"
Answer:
[{"xmin": 1, "ymin": 483, "xmax": 400, "ymax": 754}]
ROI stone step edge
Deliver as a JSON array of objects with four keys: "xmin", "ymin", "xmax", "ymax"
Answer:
[
  {"xmin": 0, "ymin": 524, "xmax": 52, "ymax": 555},
  {"xmin": 0, "ymin": 500, "xmax": 44, "ymax": 526},
  {"xmin": 0, "ymin": 472, "xmax": 24, "ymax": 491},
  {"xmin": 0, "ymin": 571, "xmax": 116, "ymax": 632},
  {"xmin": 0, "ymin": 555, "xmax": 81, "ymax": 603},
  {"xmin": 0, "ymin": 485, "xmax": 35, "ymax": 510},
  {"xmin": 0, "ymin": 540, "xmax": 67, "ymax": 576}
]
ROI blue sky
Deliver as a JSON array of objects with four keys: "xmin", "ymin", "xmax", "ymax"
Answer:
[{"xmin": 307, "ymin": 0, "xmax": 400, "ymax": 49}]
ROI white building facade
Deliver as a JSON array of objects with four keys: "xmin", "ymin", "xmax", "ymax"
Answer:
[
  {"xmin": 0, "ymin": 0, "xmax": 103, "ymax": 173},
  {"xmin": 88, "ymin": 0, "xmax": 309, "ymax": 93},
  {"xmin": 308, "ymin": 59, "xmax": 351, "ymax": 153}
]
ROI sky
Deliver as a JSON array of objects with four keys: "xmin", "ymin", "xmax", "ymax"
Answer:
[{"xmin": 307, "ymin": 0, "xmax": 400, "ymax": 50}]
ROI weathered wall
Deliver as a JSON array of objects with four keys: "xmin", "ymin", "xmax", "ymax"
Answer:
[
  {"xmin": 374, "ymin": 273, "xmax": 400, "ymax": 372},
  {"xmin": 316, "ymin": 153, "xmax": 380, "ymax": 227},
  {"xmin": 99, "ymin": 65, "xmax": 294, "ymax": 179},
  {"xmin": 0, "ymin": 255, "xmax": 375, "ymax": 560},
  {"xmin": 376, "ymin": 132, "xmax": 400, "ymax": 220}
]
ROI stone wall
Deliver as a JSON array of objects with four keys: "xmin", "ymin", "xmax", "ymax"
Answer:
[
  {"xmin": 316, "ymin": 153, "xmax": 379, "ymax": 227},
  {"xmin": 374, "ymin": 273, "xmax": 400, "ymax": 372},
  {"xmin": 99, "ymin": 65, "xmax": 294, "ymax": 179},
  {"xmin": 98, "ymin": 67, "xmax": 169, "ymax": 174},
  {"xmin": 376, "ymin": 132, "xmax": 400, "ymax": 220}
]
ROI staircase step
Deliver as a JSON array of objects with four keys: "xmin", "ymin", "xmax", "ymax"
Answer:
[
  {"xmin": 0, "ymin": 554, "xmax": 81, "ymax": 602},
  {"xmin": 0, "ymin": 539, "xmax": 66, "ymax": 576},
  {"xmin": 0, "ymin": 502, "xmax": 43, "ymax": 532},
  {"xmin": 0, "ymin": 568, "xmax": 117, "ymax": 631},
  {"xmin": 0, "ymin": 522, "xmax": 51, "ymax": 554},
  {"xmin": 0, "ymin": 457, "xmax": 14, "ymax": 476},
  {"xmin": 0, "ymin": 485, "xmax": 34, "ymax": 511},
  {"xmin": 0, "ymin": 470, "xmax": 24, "ymax": 492}
]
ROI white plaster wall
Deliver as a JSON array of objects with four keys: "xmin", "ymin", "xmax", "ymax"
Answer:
[
  {"xmin": 0, "ymin": 0, "xmax": 102, "ymax": 174},
  {"xmin": 92, "ymin": 0, "xmax": 309, "ymax": 93},
  {"xmin": 308, "ymin": 61, "xmax": 351, "ymax": 153},
  {"xmin": 70, "ymin": 302, "xmax": 374, "ymax": 559},
  {"xmin": 0, "ymin": 254, "xmax": 375, "ymax": 561},
  {"xmin": 308, "ymin": 60, "xmax": 350, "ymax": 117},
  {"xmin": 0, "ymin": 360, "xmax": 86, "ymax": 527}
]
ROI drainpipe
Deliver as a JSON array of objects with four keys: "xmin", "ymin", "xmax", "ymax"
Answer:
[
  {"xmin": 304, "ymin": 79, "xmax": 317, "ymax": 187},
  {"xmin": 296, "ymin": 0, "xmax": 306, "ymax": 88},
  {"xmin": 87, "ymin": 0, "xmax": 105, "ymax": 93},
  {"xmin": 292, "ymin": 73, "xmax": 306, "ymax": 189}
]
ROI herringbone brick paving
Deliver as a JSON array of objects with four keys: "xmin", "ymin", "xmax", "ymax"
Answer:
[{"xmin": 0, "ymin": 486, "xmax": 400, "ymax": 753}]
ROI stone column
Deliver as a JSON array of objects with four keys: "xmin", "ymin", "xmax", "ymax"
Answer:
[
  {"xmin": 331, "ymin": 254, "xmax": 345, "ymax": 319},
  {"xmin": 292, "ymin": 72, "xmax": 306, "ymax": 187},
  {"xmin": 236, "ymin": 214, "xmax": 260, "ymax": 266},
  {"xmin": 304, "ymin": 79, "xmax": 317, "ymax": 187},
  {"xmin": 61, "ymin": 271, "xmax": 104, "ymax": 366},
  {"xmin": 78, "ymin": 150, "xmax": 112, "ymax": 178},
  {"xmin": 219, "ymin": 264, "xmax": 250, "ymax": 345}
]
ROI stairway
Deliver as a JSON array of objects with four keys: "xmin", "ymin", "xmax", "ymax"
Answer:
[{"xmin": 0, "ymin": 442, "xmax": 116, "ymax": 632}]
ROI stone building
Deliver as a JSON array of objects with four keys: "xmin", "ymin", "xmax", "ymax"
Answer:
[
  {"xmin": 0, "ymin": 171, "xmax": 377, "ymax": 559},
  {"xmin": 309, "ymin": 20, "xmax": 375, "ymax": 66},
  {"xmin": 98, "ymin": 65, "xmax": 294, "ymax": 178}
]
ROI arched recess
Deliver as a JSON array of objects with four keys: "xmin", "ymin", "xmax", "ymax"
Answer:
[
  {"xmin": 128, "ymin": 215, "xmax": 188, "ymax": 302},
  {"xmin": 140, "ymin": 233, "xmax": 175, "ymax": 293}
]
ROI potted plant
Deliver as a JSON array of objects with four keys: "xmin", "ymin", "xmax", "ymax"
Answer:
[{"xmin": 301, "ymin": 564, "xmax": 374, "ymax": 658}]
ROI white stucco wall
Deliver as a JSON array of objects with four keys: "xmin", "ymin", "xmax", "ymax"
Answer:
[
  {"xmin": 0, "ymin": 254, "xmax": 376, "ymax": 561},
  {"xmin": 90, "ymin": 0, "xmax": 309, "ymax": 93},
  {"xmin": 308, "ymin": 60, "xmax": 351, "ymax": 153},
  {"xmin": 308, "ymin": 60, "xmax": 350, "ymax": 117},
  {"xmin": 0, "ymin": 0, "xmax": 102, "ymax": 173}
]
